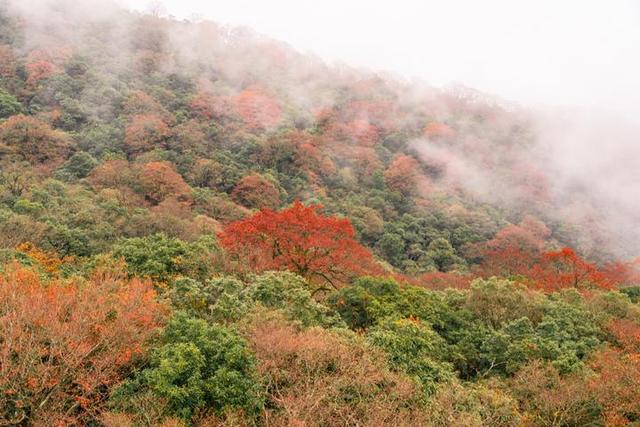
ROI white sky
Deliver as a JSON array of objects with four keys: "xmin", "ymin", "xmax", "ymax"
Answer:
[{"xmin": 120, "ymin": 0, "xmax": 640, "ymax": 119}]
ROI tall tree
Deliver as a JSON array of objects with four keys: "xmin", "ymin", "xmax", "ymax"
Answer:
[{"xmin": 219, "ymin": 201, "xmax": 381, "ymax": 288}]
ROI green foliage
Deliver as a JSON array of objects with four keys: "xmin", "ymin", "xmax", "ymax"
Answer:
[
  {"xmin": 43, "ymin": 222, "xmax": 92, "ymax": 257},
  {"xmin": 449, "ymin": 287, "xmax": 602, "ymax": 376},
  {"xmin": 116, "ymin": 313, "xmax": 263, "ymax": 420},
  {"xmin": 12, "ymin": 198, "xmax": 44, "ymax": 215},
  {"xmin": 620, "ymin": 285, "xmax": 640, "ymax": 303},
  {"xmin": 54, "ymin": 151, "xmax": 98, "ymax": 181},
  {"xmin": 248, "ymin": 271, "xmax": 345, "ymax": 328},
  {"xmin": 169, "ymin": 271, "xmax": 345, "ymax": 328},
  {"xmin": 367, "ymin": 318, "xmax": 454, "ymax": 394},
  {"xmin": 423, "ymin": 237, "xmax": 464, "ymax": 272},
  {"xmin": 112, "ymin": 233, "xmax": 216, "ymax": 283},
  {"xmin": 378, "ymin": 233, "xmax": 405, "ymax": 266},
  {"xmin": 0, "ymin": 89, "xmax": 22, "ymax": 119},
  {"xmin": 169, "ymin": 276, "xmax": 250, "ymax": 323},
  {"xmin": 464, "ymin": 278, "xmax": 544, "ymax": 329},
  {"xmin": 329, "ymin": 276, "xmax": 447, "ymax": 329},
  {"xmin": 330, "ymin": 276, "xmax": 604, "ymax": 379}
]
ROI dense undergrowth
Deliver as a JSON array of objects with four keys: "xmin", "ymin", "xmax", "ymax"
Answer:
[{"xmin": 1, "ymin": 1, "xmax": 639, "ymax": 425}]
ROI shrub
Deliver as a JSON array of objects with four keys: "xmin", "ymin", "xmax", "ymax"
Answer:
[
  {"xmin": 246, "ymin": 313, "xmax": 427, "ymax": 426},
  {"xmin": 367, "ymin": 318, "xmax": 454, "ymax": 394},
  {"xmin": 0, "ymin": 263, "xmax": 166, "ymax": 425},
  {"xmin": 115, "ymin": 313, "xmax": 263, "ymax": 421}
]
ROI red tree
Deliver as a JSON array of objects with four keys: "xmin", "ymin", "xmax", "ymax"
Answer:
[
  {"xmin": 0, "ymin": 114, "xmax": 70, "ymax": 164},
  {"xmin": 602, "ymin": 257, "xmax": 640, "ymax": 287},
  {"xmin": 25, "ymin": 60, "xmax": 60, "ymax": 86},
  {"xmin": 137, "ymin": 161, "xmax": 192, "ymax": 205},
  {"xmin": 234, "ymin": 86, "xmax": 282, "ymax": 131},
  {"xmin": 124, "ymin": 114, "xmax": 171, "ymax": 155},
  {"xmin": 588, "ymin": 348, "xmax": 640, "ymax": 426},
  {"xmin": 424, "ymin": 122, "xmax": 456, "ymax": 141},
  {"xmin": 0, "ymin": 263, "xmax": 166, "ymax": 425},
  {"xmin": 190, "ymin": 91, "xmax": 236, "ymax": 121},
  {"xmin": 531, "ymin": 247, "xmax": 611, "ymax": 292},
  {"xmin": 384, "ymin": 154, "xmax": 421, "ymax": 196},
  {"xmin": 87, "ymin": 160, "xmax": 134, "ymax": 190},
  {"xmin": 122, "ymin": 90, "xmax": 173, "ymax": 124},
  {"xmin": 474, "ymin": 219, "xmax": 549, "ymax": 278},
  {"xmin": 218, "ymin": 201, "xmax": 381, "ymax": 288},
  {"xmin": 231, "ymin": 174, "xmax": 281, "ymax": 210}
]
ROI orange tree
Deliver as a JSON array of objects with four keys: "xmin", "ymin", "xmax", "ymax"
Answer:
[
  {"xmin": 218, "ymin": 201, "xmax": 381, "ymax": 289},
  {"xmin": 0, "ymin": 264, "xmax": 166, "ymax": 425},
  {"xmin": 531, "ymin": 247, "xmax": 612, "ymax": 292}
]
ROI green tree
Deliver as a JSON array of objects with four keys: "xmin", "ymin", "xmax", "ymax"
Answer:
[
  {"xmin": 378, "ymin": 232, "xmax": 405, "ymax": 266},
  {"xmin": 55, "ymin": 151, "xmax": 98, "ymax": 181},
  {"xmin": 112, "ymin": 234, "xmax": 216, "ymax": 283},
  {"xmin": 367, "ymin": 318, "xmax": 454, "ymax": 394},
  {"xmin": 423, "ymin": 237, "xmax": 464, "ymax": 272},
  {"xmin": 117, "ymin": 313, "xmax": 263, "ymax": 420},
  {"xmin": 0, "ymin": 89, "xmax": 22, "ymax": 119},
  {"xmin": 249, "ymin": 271, "xmax": 344, "ymax": 328}
]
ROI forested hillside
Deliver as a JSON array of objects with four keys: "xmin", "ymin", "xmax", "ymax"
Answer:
[{"xmin": 1, "ymin": 1, "xmax": 639, "ymax": 425}]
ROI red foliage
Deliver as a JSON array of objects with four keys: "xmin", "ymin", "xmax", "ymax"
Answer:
[
  {"xmin": 607, "ymin": 319, "xmax": 640, "ymax": 353},
  {"xmin": 218, "ymin": 201, "xmax": 381, "ymax": 287},
  {"xmin": 0, "ymin": 263, "xmax": 166, "ymax": 425},
  {"xmin": 474, "ymin": 217, "xmax": 613, "ymax": 291},
  {"xmin": 190, "ymin": 91, "xmax": 236, "ymax": 121},
  {"xmin": 352, "ymin": 147, "xmax": 383, "ymax": 181},
  {"xmin": 588, "ymin": 348, "xmax": 640, "ymax": 426},
  {"xmin": 247, "ymin": 314, "xmax": 425, "ymax": 426},
  {"xmin": 0, "ymin": 114, "xmax": 70, "ymax": 164},
  {"xmin": 424, "ymin": 122, "xmax": 456, "ymax": 141},
  {"xmin": 87, "ymin": 160, "xmax": 134, "ymax": 190},
  {"xmin": 234, "ymin": 86, "xmax": 283, "ymax": 131},
  {"xmin": 475, "ymin": 219, "xmax": 549, "ymax": 278},
  {"xmin": 384, "ymin": 154, "xmax": 422, "ymax": 196},
  {"xmin": 137, "ymin": 161, "xmax": 192, "ymax": 205},
  {"xmin": 416, "ymin": 271, "xmax": 473, "ymax": 290},
  {"xmin": 510, "ymin": 162, "xmax": 551, "ymax": 204},
  {"xmin": 25, "ymin": 60, "xmax": 60, "ymax": 86},
  {"xmin": 124, "ymin": 114, "xmax": 171, "ymax": 155},
  {"xmin": 602, "ymin": 257, "xmax": 640, "ymax": 287},
  {"xmin": 345, "ymin": 119, "xmax": 380, "ymax": 147},
  {"xmin": 230, "ymin": 173, "xmax": 281, "ymax": 210},
  {"xmin": 122, "ymin": 90, "xmax": 174, "ymax": 124},
  {"xmin": 531, "ymin": 247, "xmax": 611, "ymax": 292}
]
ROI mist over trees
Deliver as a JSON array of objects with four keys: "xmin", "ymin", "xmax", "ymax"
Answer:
[{"xmin": 0, "ymin": 0, "xmax": 639, "ymax": 425}]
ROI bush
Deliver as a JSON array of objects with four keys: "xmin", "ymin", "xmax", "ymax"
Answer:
[
  {"xmin": 246, "ymin": 312, "xmax": 427, "ymax": 426},
  {"xmin": 329, "ymin": 276, "xmax": 449, "ymax": 330},
  {"xmin": 0, "ymin": 88, "xmax": 22, "ymax": 119},
  {"xmin": 428, "ymin": 380, "xmax": 523, "ymax": 427},
  {"xmin": 115, "ymin": 313, "xmax": 263, "ymax": 421},
  {"xmin": 0, "ymin": 263, "xmax": 166, "ymax": 426},
  {"xmin": 249, "ymin": 271, "xmax": 344, "ymax": 328},
  {"xmin": 112, "ymin": 233, "xmax": 216, "ymax": 283},
  {"xmin": 55, "ymin": 151, "xmax": 98, "ymax": 180},
  {"xmin": 169, "ymin": 276, "xmax": 250, "ymax": 323},
  {"xmin": 367, "ymin": 318, "xmax": 454, "ymax": 394}
]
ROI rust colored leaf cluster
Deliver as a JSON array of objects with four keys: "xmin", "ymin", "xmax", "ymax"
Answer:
[
  {"xmin": 0, "ymin": 264, "xmax": 166, "ymax": 425},
  {"xmin": 219, "ymin": 201, "xmax": 382, "ymax": 288}
]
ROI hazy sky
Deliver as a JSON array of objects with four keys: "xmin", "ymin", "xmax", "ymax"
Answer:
[{"xmin": 120, "ymin": 0, "xmax": 640, "ymax": 119}]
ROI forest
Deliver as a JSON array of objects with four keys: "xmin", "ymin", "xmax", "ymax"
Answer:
[{"xmin": 0, "ymin": 1, "xmax": 639, "ymax": 425}]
